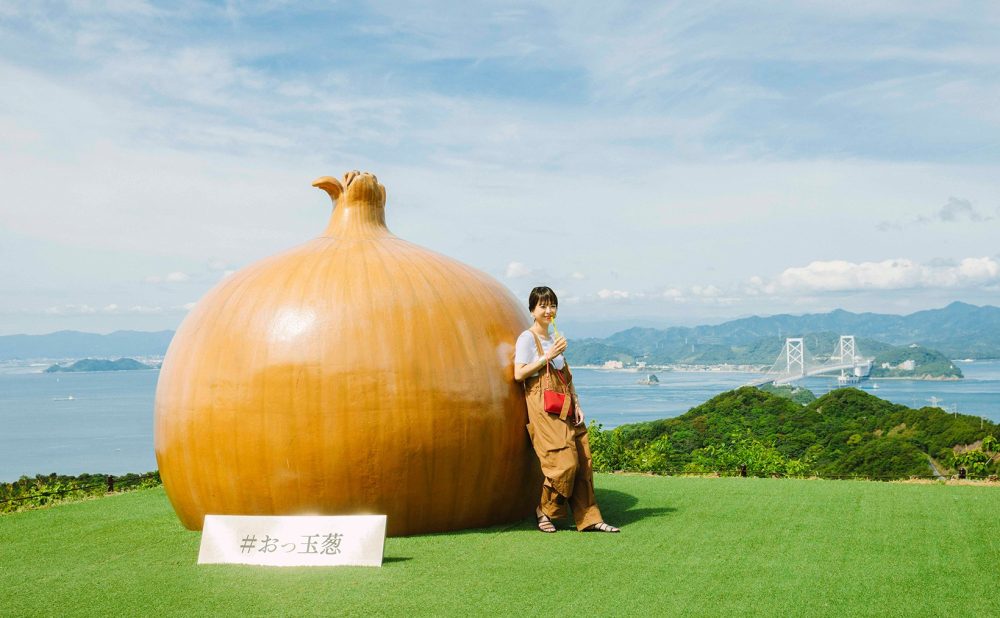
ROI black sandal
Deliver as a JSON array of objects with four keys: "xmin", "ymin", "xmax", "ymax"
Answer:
[
  {"xmin": 583, "ymin": 522, "xmax": 620, "ymax": 533},
  {"xmin": 536, "ymin": 511, "xmax": 557, "ymax": 533}
]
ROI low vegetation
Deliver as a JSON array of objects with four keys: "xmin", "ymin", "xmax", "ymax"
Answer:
[
  {"xmin": 757, "ymin": 383, "xmax": 817, "ymax": 405},
  {"xmin": 588, "ymin": 387, "xmax": 999, "ymax": 479},
  {"xmin": 0, "ymin": 472, "xmax": 161, "ymax": 514}
]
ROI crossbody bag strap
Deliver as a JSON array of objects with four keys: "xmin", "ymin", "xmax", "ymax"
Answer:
[
  {"xmin": 531, "ymin": 332, "xmax": 551, "ymax": 385},
  {"xmin": 531, "ymin": 332, "xmax": 567, "ymax": 388}
]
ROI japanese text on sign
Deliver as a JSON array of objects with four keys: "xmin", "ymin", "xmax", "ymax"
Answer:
[
  {"xmin": 198, "ymin": 515, "xmax": 386, "ymax": 567},
  {"xmin": 239, "ymin": 532, "xmax": 343, "ymax": 554}
]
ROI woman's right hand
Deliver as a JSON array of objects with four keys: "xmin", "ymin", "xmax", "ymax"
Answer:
[{"xmin": 550, "ymin": 335, "xmax": 567, "ymax": 358}]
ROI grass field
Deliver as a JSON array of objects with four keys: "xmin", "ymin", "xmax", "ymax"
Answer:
[{"xmin": 2, "ymin": 475, "xmax": 998, "ymax": 616}]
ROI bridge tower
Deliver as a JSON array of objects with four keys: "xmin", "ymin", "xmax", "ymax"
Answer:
[
  {"xmin": 837, "ymin": 335, "xmax": 856, "ymax": 365},
  {"xmin": 785, "ymin": 338, "xmax": 804, "ymax": 377}
]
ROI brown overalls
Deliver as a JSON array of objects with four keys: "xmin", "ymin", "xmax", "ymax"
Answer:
[{"xmin": 523, "ymin": 333, "xmax": 604, "ymax": 530}]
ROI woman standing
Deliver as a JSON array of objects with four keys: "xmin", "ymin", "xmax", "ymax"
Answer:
[{"xmin": 514, "ymin": 286, "xmax": 620, "ymax": 534}]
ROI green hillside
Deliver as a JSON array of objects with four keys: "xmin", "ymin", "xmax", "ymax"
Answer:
[
  {"xmin": 1, "ymin": 479, "xmax": 998, "ymax": 616},
  {"xmin": 589, "ymin": 387, "xmax": 999, "ymax": 479}
]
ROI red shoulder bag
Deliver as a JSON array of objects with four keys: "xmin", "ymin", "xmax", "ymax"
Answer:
[{"xmin": 532, "ymin": 333, "xmax": 574, "ymax": 420}]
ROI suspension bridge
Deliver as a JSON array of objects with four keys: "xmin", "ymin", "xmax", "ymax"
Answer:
[{"xmin": 749, "ymin": 335, "xmax": 873, "ymax": 386}]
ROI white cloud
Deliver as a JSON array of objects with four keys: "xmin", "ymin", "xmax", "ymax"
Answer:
[
  {"xmin": 38, "ymin": 302, "xmax": 185, "ymax": 316},
  {"xmin": 878, "ymin": 196, "xmax": 993, "ymax": 231},
  {"xmin": 594, "ymin": 284, "xmax": 740, "ymax": 306},
  {"xmin": 570, "ymin": 271, "xmax": 586, "ymax": 280},
  {"xmin": 145, "ymin": 271, "xmax": 191, "ymax": 284},
  {"xmin": 504, "ymin": 261, "xmax": 533, "ymax": 279},
  {"xmin": 754, "ymin": 257, "xmax": 1000, "ymax": 293},
  {"xmin": 43, "ymin": 304, "xmax": 98, "ymax": 315},
  {"xmin": 690, "ymin": 285, "xmax": 721, "ymax": 297},
  {"xmin": 597, "ymin": 289, "xmax": 636, "ymax": 300}
]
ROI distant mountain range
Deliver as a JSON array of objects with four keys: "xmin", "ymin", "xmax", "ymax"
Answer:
[
  {"xmin": 568, "ymin": 301, "xmax": 1000, "ymax": 365},
  {"xmin": 2, "ymin": 302, "xmax": 998, "ymax": 362},
  {"xmin": 0, "ymin": 330, "xmax": 174, "ymax": 361}
]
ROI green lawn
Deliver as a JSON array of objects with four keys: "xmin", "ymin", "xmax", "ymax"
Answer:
[{"xmin": 2, "ymin": 475, "xmax": 998, "ymax": 616}]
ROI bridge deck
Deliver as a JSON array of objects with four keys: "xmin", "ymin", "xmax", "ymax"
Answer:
[{"xmin": 750, "ymin": 362, "xmax": 869, "ymax": 386}]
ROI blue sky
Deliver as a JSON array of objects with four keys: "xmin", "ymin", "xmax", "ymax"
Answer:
[{"xmin": 1, "ymin": 1, "xmax": 999, "ymax": 335}]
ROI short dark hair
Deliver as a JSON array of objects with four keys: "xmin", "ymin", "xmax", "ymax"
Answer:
[{"xmin": 528, "ymin": 286, "xmax": 558, "ymax": 311}]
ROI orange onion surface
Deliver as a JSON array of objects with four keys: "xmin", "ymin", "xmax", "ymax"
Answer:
[{"xmin": 154, "ymin": 171, "xmax": 540, "ymax": 535}]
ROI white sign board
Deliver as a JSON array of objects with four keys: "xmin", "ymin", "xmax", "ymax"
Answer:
[{"xmin": 198, "ymin": 514, "xmax": 387, "ymax": 567}]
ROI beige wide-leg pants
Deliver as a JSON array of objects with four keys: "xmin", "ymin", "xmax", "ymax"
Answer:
[{"xmin": 524, "ymin": 376, "xmax": 604, "ymax": 530}]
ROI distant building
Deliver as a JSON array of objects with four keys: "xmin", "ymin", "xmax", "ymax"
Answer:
[{"xmin": 602, "ymin": 360, "xmax": 624, "ymax": 369}]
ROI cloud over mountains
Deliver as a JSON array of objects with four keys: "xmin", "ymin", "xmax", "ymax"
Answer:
[{"xmin": 753, "ymin": 257, "xmax": 1000, "ymax": 293}]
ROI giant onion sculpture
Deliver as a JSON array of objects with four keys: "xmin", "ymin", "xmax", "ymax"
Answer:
[{"xmin": 154, "ymin": 171, "xmax": 540, "ymax": 535}]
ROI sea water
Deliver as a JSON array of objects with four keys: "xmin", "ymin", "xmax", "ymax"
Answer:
[
  {"xmin": 2, "ymin": 361, "xmax": 999, "ymax": 481},
  {"xmin": 574, "ymin": 360, "xmax": 1000, "ymax": 428}
]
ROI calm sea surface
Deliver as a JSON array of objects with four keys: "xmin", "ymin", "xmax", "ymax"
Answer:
[{"xmin": 2, "ymin": 361, "xmax": 998, "ymax": 481}]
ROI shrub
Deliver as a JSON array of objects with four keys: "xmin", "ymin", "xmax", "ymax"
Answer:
[{"xmin": 0, "ymin": 472, "xmax": 161, "ymax": 514}]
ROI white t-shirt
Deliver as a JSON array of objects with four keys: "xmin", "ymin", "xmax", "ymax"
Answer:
[{"xmin": 515, "ymin": 329, "xmax": 566, "ymax": 377}]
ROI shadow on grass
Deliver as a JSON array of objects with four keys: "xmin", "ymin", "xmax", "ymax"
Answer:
[
  {"xmin": 402, "ymin": 486, "xmax": 675, "ymax": 539},
  {"xmin": 595, "ymin": 487, "xmax": 675, "ymax": 527}
]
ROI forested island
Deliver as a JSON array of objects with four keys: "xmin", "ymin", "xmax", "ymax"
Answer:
[
  {"xmin": 587, "ymin": 387, "xmax": 999, "ymax": 480},
  {"xmin": 44, "ymin": 358, "xmax": 155, "ymax": 373},
  {"xmin": 870, "ymin": 345, "xmax": 962, "ymax": 379}
]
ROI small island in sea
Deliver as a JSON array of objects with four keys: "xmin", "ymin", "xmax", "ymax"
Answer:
[
  {"xmin": 44, "ymin": 358, "xmax": 155, "ymax": 373},
  {"xmin": 869, "ymin": 345, "xmax": 963, "ymax": 380}
]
